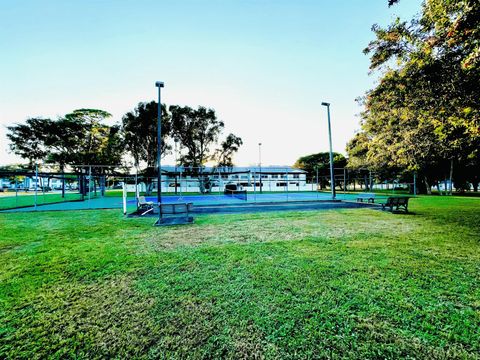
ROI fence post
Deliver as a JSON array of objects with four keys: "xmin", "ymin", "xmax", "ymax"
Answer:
[
  {"xmin": 285, "ymin": 168, "xmax": 289, "ymax": 201},
  {"xmin": 413, "ymin": 172, "xmax": 417, "ymax": 196},
  {"xmin": 253, "ymin": 171, "xmax": 256, "ymax": 202},
  {"xmin": 15, "ymin": 177, "xmax": 18, "ymax": 208},
  {"xmin": 34, "ymin": 164, "xmax": 38, "ymax": 211},
  {"xmin": 88, "ymin": 166, "xmax": 92, "ymax": 207}
]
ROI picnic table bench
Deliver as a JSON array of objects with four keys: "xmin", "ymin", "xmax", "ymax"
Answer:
[
  {"xmin": 381, "ymin": 196, "xmax": 410, "ymax": 213},
  {"xmin": 356, "ymin": 193, "xmax": 376, "ymax": 203}
]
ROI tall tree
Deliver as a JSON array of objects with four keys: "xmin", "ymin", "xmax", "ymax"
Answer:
[
  {"xmin": 349, "ymin": 0, "xmax": 480, "ymax": 193},
  {"xmin": 212, "ymin": 134, "xmax": 243, "ymax": 168},
  {"xmin": 122, "ymin": 101, "xmax": 171, "ymax": 169},
  {"xmin": 7, "ymin": 109, "xmax": 123, "ymax": 171},
  {"xmin": 169, "ymin": 105, "xmax": 224, "ymax": 168},
  {"xmin": 6, "ymin": 118, "xmax": 53, "ymax": 166},
  {"xmin": 293, "ymin": 152, "xmax": 346, "ymax": 189}
]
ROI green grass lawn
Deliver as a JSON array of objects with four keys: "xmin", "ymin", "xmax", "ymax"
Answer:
[
  {"xmin": 1, "ymin": 197, "xmax": 479, "ymax": 358},
  {"xmin": 0, "ymin": 192, "xmax": 83, "ymax": 210}
]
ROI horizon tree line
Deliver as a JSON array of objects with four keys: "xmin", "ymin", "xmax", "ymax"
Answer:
[{"xmin": 6, "ymin": 103, "xmax": 244, "ymax": 177}]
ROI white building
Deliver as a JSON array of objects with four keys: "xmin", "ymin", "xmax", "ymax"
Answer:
[{"xmin": 129, "ymin": 166, "xmax": 309, "ymax": 193}]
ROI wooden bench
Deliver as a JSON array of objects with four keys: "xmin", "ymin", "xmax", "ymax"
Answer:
[
  {"xmin": 356, "ymin": 193, "xmax": 376, "ymax": 203},
  {"xmin": 381, "ymin": 196, "xmax": 410, "ymax": 212}
]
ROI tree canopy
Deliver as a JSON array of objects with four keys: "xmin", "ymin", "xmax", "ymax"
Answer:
[
  {"xmin": 122, "ymin": 101, "xmax": 171, "ymax": 170},
  {"xmin": 7, "ymin": 109, "xmax": 123, "ymax": 172},
  {"xmin": 347, "ymin": 0, "xmax": 480, "ymax": 193},
  {"xmin": 293, "ymin": 152, "xmax": 346, "ymax": 179},
  {"xmin": 7, "ymin": 103, "xmax": 243, "ymax": 176},
  {"xmin": 169, "ymin": 105, "xmax": 242, "ymax": 169}
]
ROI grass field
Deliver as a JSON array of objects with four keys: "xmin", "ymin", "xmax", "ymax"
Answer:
[
  {"xmin": 0, "ymin": 192, "xmax": 83, "ymax": 210},
  {"xmin": 1, "ymin": 196, "xmax": 479, "ymax": 358}
]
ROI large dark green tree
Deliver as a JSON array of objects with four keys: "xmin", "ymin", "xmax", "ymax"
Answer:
[
  {"xmin": 212, "ymin": 134, "xmax": 243, "ymax": 168},
  {"xmin": 169, "ymin": 105, "xmax": 224, "ymax": 168},
  {"xmin": 348, "ymin": 0, "xmax": 480, "ymax": 193},
  {"xmin": 122, "ymin": 101, "xmax": 171, "ymax": 169},
  {"xmin": 7, "ymin": 109, "xmax": 123, "ymax": 170},
  {"xmin": 293, "ymin": 152, "xmax": 346, "ymax": 189},
  {"xmin": 169, "ymin": 105, "xmax": 243, "ymax": 193}
]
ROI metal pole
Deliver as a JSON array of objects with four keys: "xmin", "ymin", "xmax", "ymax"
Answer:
[
  {"xmin": 259, "ymin": 142, "xmax": 262, "ymax": 193},
  {"xmin": 15, "ymin": 177, "xmax": 18, "ymax": 208},
  {"xmin": 253, "ymin": 171, "xmax": 256, "ymax": 202},
  {"xmin": 88, "ymin": 165, "xmax": 91, "ymax": 207},
  {"xmin": 174, "ymin": 140, "xmax": 178, "ymax": 195},
  {"xmin": 34, "ymin": 164, "xmax": 38, "ymax": 210},
  {"xmin": 218, "ymin": 168, "xmax": 221, "ymax": 197},
  {"xmin": 285, "ymin": 168, "xmax": 289, "ymax": 201},
  {"xmin": 322, "ymin": 102, "xmax": 335, "ymax": 200},
  {"xmin": 413, "ymin": 172, "xmax": 417, "ymax": 196},
  {"xmin": 155, "ymin": 81, "xmax": 164, "ymax": 209}
]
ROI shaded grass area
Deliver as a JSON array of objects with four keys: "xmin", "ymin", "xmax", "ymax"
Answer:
[
  {"xmin": 0, "ymin": 197, "xmax": 479, "ymax": 358},
  {"xmin": 0, "ymin": 192, "xmax": 83, "ymax": 210}
]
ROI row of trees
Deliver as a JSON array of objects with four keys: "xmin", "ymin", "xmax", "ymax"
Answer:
[
  {"xmin": 345, "ymin": 0, "xmax": 480, "ymax": 193},
  {"xmin": 7, "ymin": 103, "xmax": 243, "ymax": 176}
]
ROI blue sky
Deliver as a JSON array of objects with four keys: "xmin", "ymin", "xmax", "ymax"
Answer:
[{"xmin": 0, "ymin": 0, "xmax": 421, "ymax": 166}]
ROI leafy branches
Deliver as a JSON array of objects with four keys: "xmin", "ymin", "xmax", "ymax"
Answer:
[{"xmin": 349, "ymin": 0, "xmax": 480, "ymax": 192}]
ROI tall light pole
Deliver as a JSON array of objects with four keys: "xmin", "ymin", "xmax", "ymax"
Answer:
[
  {"xmin": 258, "ymin": 142, "xmax": 262, "ymax": 193},
  {"xmin": 155, "ymin": 81, "xmax": 164, "ymax": 207},
  {"xmin": 321, "ymin": 102, "xmax": 336, "ymax": 200}
]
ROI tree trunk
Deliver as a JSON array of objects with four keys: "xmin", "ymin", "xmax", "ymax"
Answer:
[
  {"xmin": 146, "ymin": 181, "xmax": 153, "ymax": 196},
  {"xmin": 423, "ymin": 175, "xmax": 432, "ymax": 195}
]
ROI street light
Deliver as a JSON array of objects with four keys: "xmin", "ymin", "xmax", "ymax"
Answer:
[
  {"xmin": 258, "ymin": 142, "xmax": 262, "ymax": 193},
  {"xmin": 155, "ymin": 81, "xmax": 164, "ymax": 208},
  {"xmin": 321, "ymin": 102, "xmax": 336, "ymax": 200}
]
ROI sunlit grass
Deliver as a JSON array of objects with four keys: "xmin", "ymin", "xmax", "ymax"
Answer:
[{"xmin": 1, "ymin": 196, "xmax": 479, "ymax": 358}]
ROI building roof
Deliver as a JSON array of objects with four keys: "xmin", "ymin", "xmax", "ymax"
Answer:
[{"xmin": 160, "ymin": 166, "xmax": 306, "ymax": 174}]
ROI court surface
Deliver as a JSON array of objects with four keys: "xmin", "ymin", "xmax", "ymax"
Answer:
[{"xmin": 0, "ymin": 191, "xmax": 379, "ymax": 212}]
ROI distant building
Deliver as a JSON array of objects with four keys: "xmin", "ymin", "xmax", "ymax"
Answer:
[{"xmin": 133, "ymin": 166, "xmax": 309, "ymax": 193}]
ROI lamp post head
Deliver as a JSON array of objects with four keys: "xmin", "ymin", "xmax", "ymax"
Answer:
[
  {"xmin": 155, "ymin": 81, "xmax": 164, "ymax": 88},
  {"xmin": 259, "ymin": 143, "xmax": 262, "ymax": 146},
  {"xmin": 321, "ymin": 102, "xmax": 330, "ymax": 107}
]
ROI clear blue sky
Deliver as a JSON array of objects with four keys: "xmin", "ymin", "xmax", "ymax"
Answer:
[{"xmin": 0, "ymin": 0, "xmax": 421, "ymax": 166}]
